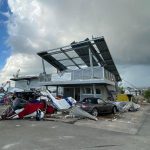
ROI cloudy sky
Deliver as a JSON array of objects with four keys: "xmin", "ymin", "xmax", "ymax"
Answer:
[{"xmin": 0, "ymin": 0, "xmax": 150, "ymax": 88}]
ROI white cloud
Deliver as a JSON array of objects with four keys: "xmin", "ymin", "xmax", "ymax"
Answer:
[{"xmin": 0, "ymin": 54, "xmax": 38, "ymax": 82}]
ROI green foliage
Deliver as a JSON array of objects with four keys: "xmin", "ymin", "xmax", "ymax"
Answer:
[
  {"xmin": 118, "ymin": 86, "xmax": 125, "ymax": 94},
  {"xmin": 144, "ymin": 89, "xmax": 150, "ymax": 103}
]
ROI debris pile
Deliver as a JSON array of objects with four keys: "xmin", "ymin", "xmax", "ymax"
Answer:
[
  {"xmin": 0, "ymin": 90, "xmax": 98, "ymax": 121},
  {"xmin": 109, "ymin": 101, "xmax": 140, "ymax": 114},
  {"xmin": 0, "ymin": 89, "xmax": 142, "ymax": 123}
]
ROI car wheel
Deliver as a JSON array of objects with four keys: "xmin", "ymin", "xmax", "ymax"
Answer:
[
  {"xmin": 91, "ymin": 108, "xmax": 98, "ymax": 117},
  {"xmin": 112, "ymin": 106, "xmax": 117, "ymax": 114}
]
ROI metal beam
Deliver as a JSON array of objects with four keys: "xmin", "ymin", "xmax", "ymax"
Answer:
[
  {"xmin": 60, "ymin": 48, "xmax": 81, "ymax": 69},
  {"xmin": 37, "ymin": 52, "xmax": 67, "ymax": 71},
  {"xmin": 71, "ymin": 41, "xmax": 98, "ymax": 67},
  {"xmin": 85, "ymin": 38, "xmax": 105, "ymax": 66}
]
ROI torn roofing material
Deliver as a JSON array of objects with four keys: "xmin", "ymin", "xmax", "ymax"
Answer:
[
  {"xmin": 37, "ymin": 36, "xmax": 121, "ymax": 81},
  {"xmin": 38, "ymin": 51, "xmax": 67, "ymax": 71},
  {"xmin": 71, "ymin": 40, "xmax": 98, "ymax": 67},
  {"xmin": 93, "ymin": 38, "xmax": 121, "ymax": 81}
]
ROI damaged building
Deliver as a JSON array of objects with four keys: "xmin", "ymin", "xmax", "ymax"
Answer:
[{"xmin": 37, "ymin": 36, "xmax": 121, "ymax": 101}]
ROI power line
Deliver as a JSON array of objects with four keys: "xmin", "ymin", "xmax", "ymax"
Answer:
[{"xmin": 122, "ymin": 78, "xmax": 137, "ymax": 89}]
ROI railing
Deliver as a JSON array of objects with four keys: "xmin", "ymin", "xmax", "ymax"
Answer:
[
  {"xmin": 39, "ymin": 66, "xmax": 115, "ymax": 82},
  {"xmin": 104, "ymin": 69, "xmax": 116, "ymax": 82},
  {"xmin": 39, "ymin": 73, "xmax": 51, "ymax": 82},
  {"xmin": 71, "ymin": 66, "xmax": 104, "ymax": 80}
]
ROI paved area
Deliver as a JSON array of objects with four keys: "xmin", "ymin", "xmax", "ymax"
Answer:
[
  {"xmin": 75, "ymin": 105, "xmax": 148, "ymax": 134},
  {"xmin": 0, "ymin": 105, "xmax": 150, "ymax": 150}
]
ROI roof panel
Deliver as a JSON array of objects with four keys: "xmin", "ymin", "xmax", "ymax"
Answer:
[
  {"xmin": 37, "ymin": 37, "xmax": 121, "ymax": 81},
  {"xmin": 66, "ymin": 50, "xmax": 79, "ymax": 58},
  {"xmin": 52, "ymin": 53, "xmax": 68, "ymax": 60},
  {"xmin": 59, "ymin": 59, "xmax": 75, "ymax": 66},
  {"xmin": 37, "ymin": 51, "xmax": 67, "ymax": 71},
  {"xmin": 93, "ymin": 38, "xmax": 121, "ymax": 81},
  {"xmin": 73, "ymin": 57, "xmax": 85, "ymax": 64},
  {"xmin": 71, "ymin": 41, "xmax": 98, "ymax": 66},
  {"xmin": 85, "ymin": 39, "xmax": 105, "ymax": 66}
]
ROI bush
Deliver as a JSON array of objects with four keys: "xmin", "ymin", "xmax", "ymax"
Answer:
[{"xmin": 144, "ymin": 89, "xmax": 150, "ymax": 103}]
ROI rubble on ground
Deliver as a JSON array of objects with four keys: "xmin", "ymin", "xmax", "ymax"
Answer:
[
  {"xmin": 113, "ymin": 101, "xmax": 140, "ymax": 112},
  {"xmin": 0, "ymin": 90, "xmax": 98, "ymax": 122},
  {"xmin": 0, "ymin": 89, "xmax": 144, "ymax": 124}
]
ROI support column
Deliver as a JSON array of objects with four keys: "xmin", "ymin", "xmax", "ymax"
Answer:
[
  {"xmin": 56, "ymin": 86, "xmax": 58, "ymax": 96},
  {"xmin": 74, "ymin": 87, "xmax": 75, "ymax": 99},
  {"xmin": 89, "ymin": 48, "xmax": 94, "ymax": 79},
  {"xmin": 93, "ymin": 84, "xmax": 96, "ymax": 97}
]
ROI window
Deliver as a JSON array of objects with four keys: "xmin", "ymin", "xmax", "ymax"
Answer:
[
  {"xmin": 87, "ymin": 98, "xmax": 98, "ymax": 104},
  {"xmin": 96, "ymin": 88, "xmax": 101, "ymax": 94},
  {"xmin": 86, "ymin": 88, "xmax": 91, "ymax": 94},
  {"xmin": 97, "ymin": 99, "xmax": 104, "ymax": 104}
]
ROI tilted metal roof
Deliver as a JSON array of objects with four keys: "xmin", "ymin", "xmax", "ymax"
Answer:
[
  {"xmin": 37, "ymin": 37, "xmax": 121, "ymax": 81},
  {"xmin": 93, "ymin": 38, "xmax": 121, "ymax": 81}
]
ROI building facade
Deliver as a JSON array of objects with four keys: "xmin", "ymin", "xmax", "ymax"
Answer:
[
  {"xmin": 38, "ymin": 36, "xmax": 121, "ymax": 101},
  {"xmin": 10, "ymin": 76, "xmax": 40, "ymax": 90}
]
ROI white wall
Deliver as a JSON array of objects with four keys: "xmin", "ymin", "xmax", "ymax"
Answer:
[
  {"xmin": 15, "ymin": 80, "xmax": 28, "ymax": 90},
  {"xmin": 100, "ymin": 86, "xmax": 108, "ymax": 100},
  {"xmin": 79, "ymin": 85, "xmax": 109, "ymax": 100},
  {"xmin": 15, "ymin": 78, "xmax": 40, "ymax": 90}
]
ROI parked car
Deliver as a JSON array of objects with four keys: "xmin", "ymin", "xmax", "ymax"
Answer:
[{"xmin": 77, "ymin": 97, "xmax": 117, "ymax": 117}]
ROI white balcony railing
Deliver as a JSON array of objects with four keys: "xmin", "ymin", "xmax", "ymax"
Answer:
[{"xmin": 39, "ymin": 66, "xmax": 115, "ymax": 82}]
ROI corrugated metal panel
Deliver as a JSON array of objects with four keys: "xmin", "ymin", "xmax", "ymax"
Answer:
[
  {"xmin": 71, "ymin": 41, "xmax": 98, "ymax": 66},
  {"xmin": 37, "ymin": 37, "xmax": 121, "ymax": 81},
  {"xmin": 94, "ymin": 38, "xmax": 121, "ymax": 81},
  {"xmin": 37, "ymin": 51, "xmax": 67, "ymax": 71}
]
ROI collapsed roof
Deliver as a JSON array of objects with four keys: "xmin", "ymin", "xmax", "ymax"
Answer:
[{"xmin": 37, "ymin": 37, "xmax": 121, "ymax": 81}]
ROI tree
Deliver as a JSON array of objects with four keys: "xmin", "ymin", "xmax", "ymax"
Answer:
[
  {"xmin": 144, "ymin": 89, "xmax": 150, "ymax": 103},
  {"xmin": 118, "ymin": 86, "xmax": 125, "ymax": 94}
]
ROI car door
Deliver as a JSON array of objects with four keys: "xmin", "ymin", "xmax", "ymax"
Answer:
[
  {"xmin": 86, "ymin": 98, "xmax": 100, "ymax": 112},
  {"xmin": 103, "ymin": 100, "xmax": 113, "ymax": 113},
  {"xmin": 97, "ymin": 99, "xmax": 106, "ymax": 113}
]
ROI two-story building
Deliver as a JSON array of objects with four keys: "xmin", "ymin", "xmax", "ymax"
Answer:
[{"xmin": 37, "ymin": 36, "xmax": 121, "ymax": 101}]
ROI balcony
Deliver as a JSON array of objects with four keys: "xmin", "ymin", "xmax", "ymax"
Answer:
[{"xmin": 39, "ymin": 66, "xmax": 116, "ymax": 86}]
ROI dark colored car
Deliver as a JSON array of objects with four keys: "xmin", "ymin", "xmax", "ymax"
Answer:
[{"xmin": 77, "ymin": 97, "xmax": 117, "ymax": 117}]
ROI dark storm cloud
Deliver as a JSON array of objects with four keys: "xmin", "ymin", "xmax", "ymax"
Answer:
[
  {"xmin": 7, "ymin": 0, "xmax": 150, "ymax": 64},
  {"xmin": 38, "ymin": 0, "xmax": 150, "ymax": 65},
  {"xmin": 2, "ymin": 0, "xmax": 149, "ymax": 86}
]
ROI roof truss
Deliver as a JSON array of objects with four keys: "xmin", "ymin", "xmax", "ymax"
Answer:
[{"xmin": 37, "ymin": 37, "xmax": 121, "ymax": 81}]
